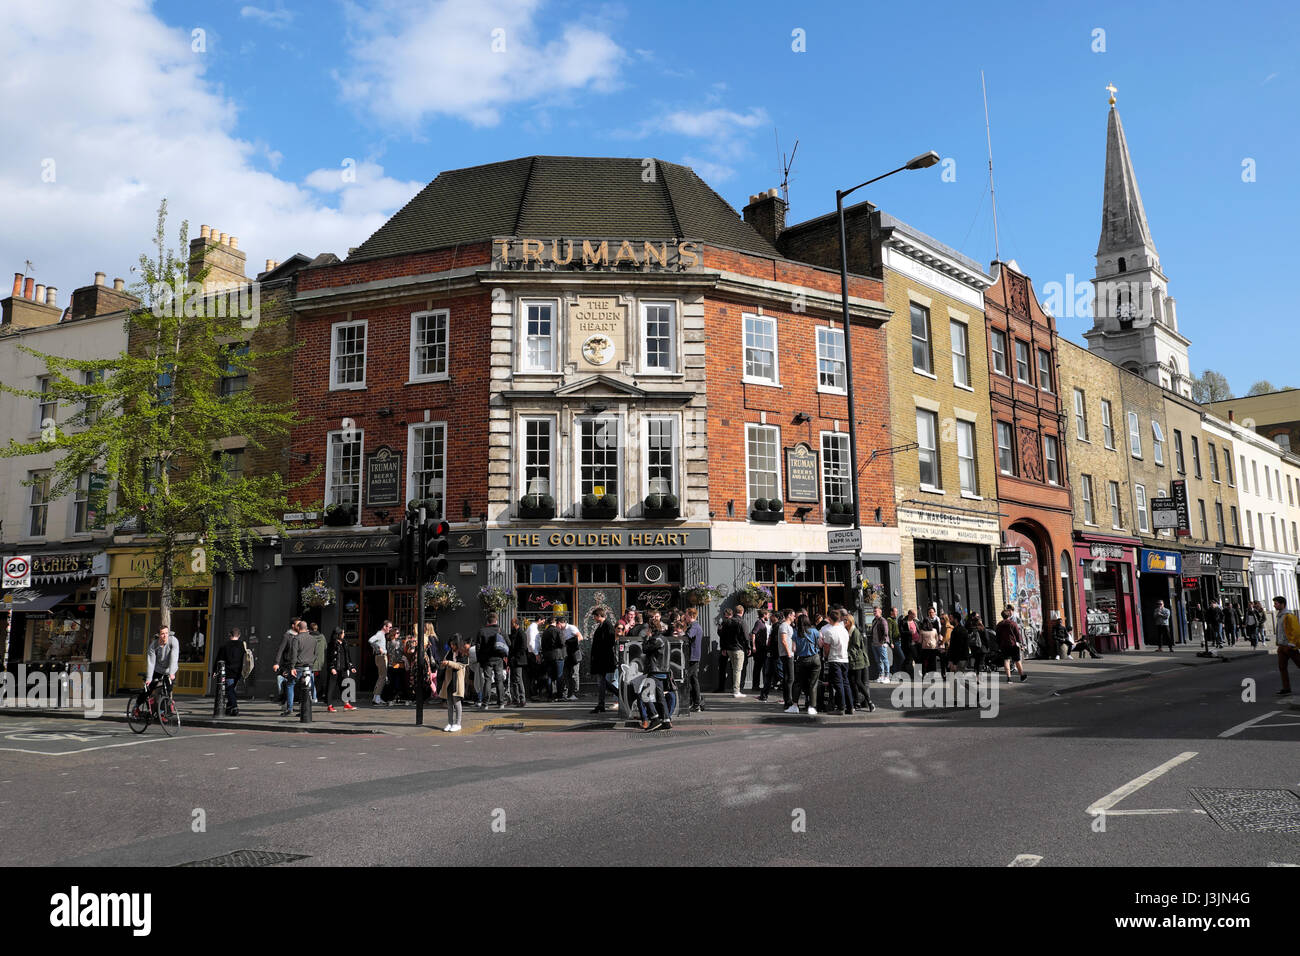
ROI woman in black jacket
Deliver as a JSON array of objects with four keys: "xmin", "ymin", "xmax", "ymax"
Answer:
[
  {"xmin": 323, "ymin": 628, "xmax": 357, "ymax": 712},
  {"xmin": 946, "ymin": 618, "xmax": 971, "ymax": 672},
  {"xmin": 508, "ymin": 617, "xmax": 530, "ymax": 707}
]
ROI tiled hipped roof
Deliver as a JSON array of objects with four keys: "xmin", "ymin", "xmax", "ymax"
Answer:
[{"xmin": 347, "ymin": 156, "xmax": 782, "ymax": 261}]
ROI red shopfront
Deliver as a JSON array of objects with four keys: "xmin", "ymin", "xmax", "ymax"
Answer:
[{"xmin": 1074, "ymin": 534, "xmax": 1141, "ymax": 651}]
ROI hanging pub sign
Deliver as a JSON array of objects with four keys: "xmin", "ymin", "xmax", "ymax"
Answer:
[
  {"xmin": 365, "ymin": 446, "xmax": 402, "ymax": 507},
  {"xmin": 784, "ymin": 443, "xmax": 820, "ymax": 503},
  {"xmin": 1171, "ymin": 480, "xmax": 1191, "ymax": 537}
]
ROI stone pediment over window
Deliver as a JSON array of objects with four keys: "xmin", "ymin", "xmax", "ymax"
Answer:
[{"xmin": 501, "ymin": 373, "xmax": 694, "ymax": 404}]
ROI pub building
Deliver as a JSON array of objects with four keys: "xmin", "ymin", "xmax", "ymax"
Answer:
[
  {"xmin": 1, "ymin": 550, "xmax": 108, "ymax": 683},
  {"xmin": 286, "ymin": 156, "xmax": 899, "ymax": 689}
]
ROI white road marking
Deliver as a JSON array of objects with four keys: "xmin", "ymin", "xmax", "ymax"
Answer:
[
  {"xmin": 275, "ymin": 761, "xmax": 285, "ymax": 765},
  {"xmin": 1219, "ymin": 711, "xmax": 1284, "ymax": 738},
  {"xmin": 0, "ymin": 732, "xmax": 233, "ymax": 756},
  {"xmin": 1102, "ymin": 809, "xmax": 1207, "ymax": 816},
  {"xmin": 1009, "ymin": 854, "xmax": 1042, "ymax": 867},
  {"xmin": 1086, "ymin": 751, "xmax": 1198, "ymax": 816},
  {"xmin": 1267, "ymin": 862, "xmax": 1299, "ymax": 867}
]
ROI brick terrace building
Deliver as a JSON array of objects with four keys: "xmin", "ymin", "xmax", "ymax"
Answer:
[
  {"xmin": 983, "ymin": 260, "xmax": 1075, "ymax": 642},
  {"xmin": 286, "ymin": 157, "xmax": 896, "ymax": 689}
]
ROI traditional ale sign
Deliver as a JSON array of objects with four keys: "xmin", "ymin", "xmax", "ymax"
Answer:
[
  {"xmin": 784, "ymin": 443, "xmax": 820, "ymax": 503},
  {"xmin": 365, "ymin": 446, "xmax": 402, "ymax": 507}
]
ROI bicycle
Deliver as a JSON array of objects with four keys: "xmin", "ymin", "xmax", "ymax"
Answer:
[{"xmin": 127, "ymin": 672, "xmax": 181, "ymax": 736}]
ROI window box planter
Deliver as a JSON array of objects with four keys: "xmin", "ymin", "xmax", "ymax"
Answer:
[
  {"xmin": 518, "ymin": 494, "xmax": 555, "ymax": 520},
  {"xmin": 322, "ymin": 505, "xmax": 356, "ymax": 527},
  {"xmin": 826, "ymin": 502, "xmax": 855, "ymax": 525},
  {"xmin": 750, "ymin": 497, "xmax": 783, "ymax": 523},
  {"xmin": 643, "ymin": 493, "xmax": 680, "ymax": 520},
  {"xmin": 581, "ymin": 493, "xmax": 618, "ymax": 520}
]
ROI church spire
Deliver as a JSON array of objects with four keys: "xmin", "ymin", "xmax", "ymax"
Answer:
[{"xmin": 1097, "ymin": 88, "xmax": 1155, "ymax": 257}]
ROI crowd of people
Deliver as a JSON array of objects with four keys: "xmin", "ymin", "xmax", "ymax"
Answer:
[{"xmin": 197, "ymin": 590, "xmax": 1300, "ymax": 728}]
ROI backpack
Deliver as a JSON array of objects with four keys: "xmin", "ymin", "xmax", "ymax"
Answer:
[{"xmin": 494, "ymin": 632, "xmax": 510, "ymax": 656}]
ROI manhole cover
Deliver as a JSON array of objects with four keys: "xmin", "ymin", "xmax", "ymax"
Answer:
[
  {"xmin": 178, "ymin": 849, "xmax": 309, "ymax": 867},
  {"xmin": 1189, "ymin": 788, "xmax": 1300, "ymax": 833}
]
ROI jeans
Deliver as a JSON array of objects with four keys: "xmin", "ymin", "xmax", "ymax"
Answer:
[
  {"xmin": 779, "ymin": 656, "xmax": 794, "ymax": 707},
  {"xmin": 479, "ymin": 657, "xmax": 506, "ymax": 705},
  {"xmin": 728, "ymin": 649, "xmax": 746, "ymax": 694},
  {"xmin": 851, "ymin": 667, "xmax": 870, "ymax": 707},
  {"xmin": 686, "ymin": 661, "xmax": 702, "ymax": 708},
  {"xmin": 510, "ymin": 662, "xmax": 529, "ymax": 704},
  {"xmin": 827, "ymin": 661, "xmax": 853, "ymax": 713},
  {"xmin": 548, "ymin": 658, "xmax": 565, "ymax": 699},
  {"xmin": 595, "ymin": 669, "xmax": 618, "ymax": 708},
  {"xmin": 222, "ymin": 677, "xmax": 238, "ymax": 711},
  {"xmin": 751, "ymin": 652, "xmax": 768, "ymax": 693},
  {"xmin": 564, "ymin": 659, "xmax": 581, "ymax": 697},
  {"xmin": 794, "ymin": 656, "xmax": 821, "ymax": 709},
  {"xmin": 876, "ymin": 644, "xmax": 892, "ymax": 681},
  {"xmin": 284, "ymin": 670, "xmax": 312, "ymax": 711},
  {"xmin": 446, "ymin": 695, "xmax": 462, "ymax": 726}
]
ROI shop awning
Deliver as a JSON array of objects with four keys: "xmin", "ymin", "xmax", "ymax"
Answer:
[{"xmin": 1, "ymin": 589, "xmax": 72, "ymax": 612}]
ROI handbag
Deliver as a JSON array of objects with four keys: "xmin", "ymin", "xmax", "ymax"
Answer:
[{"xmin": 494, "ymin": 634, "xmax": 510, "ymax": 656}]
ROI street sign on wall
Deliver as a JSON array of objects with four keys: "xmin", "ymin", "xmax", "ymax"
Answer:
[
  {"xmin": 2, "ymin": 555, "xmax": 32, "ymax": 589},
  {"xmin": 997, "ymin": 547, "xmax": 1029, "ymax": 566},
  {"xmin": 827, "ymin": 528, "xmax": 862, "ymax": 553}
]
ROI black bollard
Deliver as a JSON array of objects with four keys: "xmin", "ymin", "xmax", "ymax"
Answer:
[
  {"xmin": 213, "ymin": 661, "xmax": 227, "ymax": 717},
  {"xmin": 299, "ymin": 673, "xmax": 312, "ymax": 723}
]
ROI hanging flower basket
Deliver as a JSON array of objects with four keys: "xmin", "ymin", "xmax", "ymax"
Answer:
[
  {"xmin": 478, "ymin": 586, "xmax": 514, "ymax": 613},
  {"xmin": 860, "ymin": 579, "xmax": 882, "ymax": 606},
  {"xmin": 736, "ymin": 582, "xmax": 773, "ymax": 609},
  {"xmin": 300, "ymin": 580, "xmax": 336, "ymax": 608},
  {"xmin": 682, "ymin": 582, "xmax": 727, "ymax": 607},
  {"xmin": 422, "ymin": 580, "xmax": 464, "ymax": 611}
]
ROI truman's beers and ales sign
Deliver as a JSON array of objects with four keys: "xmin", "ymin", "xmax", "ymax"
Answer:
[{"xmin": 494, "ymin": 237, "xmax": 702, "ymax": 270}]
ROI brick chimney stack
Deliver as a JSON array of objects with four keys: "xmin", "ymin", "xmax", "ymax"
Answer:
[
  {"xmin": 3, "ymin": 273, "xmax": 63, "ymax": 329},
  {"xmin": 69, "ymin": 269, "xmax": 141, "ymax": 322},
  {"xmin": 743, "ymin": 188, "xmax": 787, "ymax": 247},
  {"xmin": 189, "ymin": 223, "xmax": 248, "ymax": 291}
]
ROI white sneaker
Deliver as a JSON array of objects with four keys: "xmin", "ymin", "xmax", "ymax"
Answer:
[
  {"xmin": 1055, "ymin": 655, "xmax": 1061, "ymax": 660},
  {"xmin": 733, "ymin": 692, "xmax": 747, "ymax": 698},
  {"xmin": 442, "ymin": 724, "xmax": 454, "ymax": 732},
  {"xmin": 807, "ymin": 706, "xmax": 818, "ymax": 715},
  {"xmin": 451, "ymin": 723, "xmax": 462, "ymax": 732},
  {"xmin": 784, "ymin": 705, "xmax": 799, "ymax": 714},
  {"xmin": 373, "ymin": 696, "xmax": 383, "ymax": 705}
]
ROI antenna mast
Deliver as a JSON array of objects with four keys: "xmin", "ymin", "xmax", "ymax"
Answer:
[
  {"xmin": 981, "ymin": 70, "xmax": 1001, "ymax": 264},
  {"xmin": 775, "ymin": 131, "xmax": 798, "ymax": 206}
]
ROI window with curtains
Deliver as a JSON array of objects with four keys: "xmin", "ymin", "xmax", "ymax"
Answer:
[
  {"xmin": 579, "ymin": 417, "xmax": 621, "ymax": 509},
  {"xmin": 520, "ymin": 416, "xmax": 554, "ymax": 499},
  {"xmin": 522, "ymin": 301, "xmax": 556, "ymax": 372},
  {"xmin": 643, "ymin": 417, "xmax": 677, "ymax": 497}
]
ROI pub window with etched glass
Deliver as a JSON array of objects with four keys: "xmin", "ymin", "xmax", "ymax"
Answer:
[
  {"xmin": 520, "ymin": 416, "xmax": 554, "ymax": 501},
  {"xmin": 410, "ymin": 310, "xmax": 449, "ymax": 381},
  {"xmin": 746, "ymin": 423, "xmax": 781, "ymax": 506},
  {"xmin": 522, "ymin": 300, "xmax": 556, "ymax": 372},
  {"xmin": 643, "ymin": 417, "xmax": 677, "ymax": 500},
  {"xmin": 579, "ymin": 417, "xmax": 621, "ymax": 512},
  {"xmin": 326, "ymin": 430, "xmax": 362, "ymax": 514},
  {"xmin": 641, "ymin": 302, "xmax": 675, "ymax": 372},
  {"xmin": 821, "ymin": 431, "xmax": 850, "ymax": 506},
  {"xmin": 816, "ymin": 326, "xmax": 845, "ymax": 392},
  {"xmin": 410, "ymin": 422, "xmax": 447, "ymax": 518}
]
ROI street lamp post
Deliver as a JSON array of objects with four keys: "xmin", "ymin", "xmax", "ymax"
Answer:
[{"xmin": 836, "ymin": 151, "xmax": 939, "ymax": 632}]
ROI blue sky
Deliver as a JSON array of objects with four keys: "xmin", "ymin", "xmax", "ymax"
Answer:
[{"xmin": 4, "ymin": 0, "xmax": 1296, "ymax": 394}]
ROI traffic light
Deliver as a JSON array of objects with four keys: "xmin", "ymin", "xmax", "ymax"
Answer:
[
  {"xmin": 422, "ymin": 518, "xmax": 449, "ymax": 579},
  {"xmin": 388, "ymin": 509, "xmax": 416, "ymax": 583}
]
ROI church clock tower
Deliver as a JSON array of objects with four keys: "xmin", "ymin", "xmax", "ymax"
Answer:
[{"xmin": 1084, "ymin": 86, "xmax": 1193, "ymax": 398}]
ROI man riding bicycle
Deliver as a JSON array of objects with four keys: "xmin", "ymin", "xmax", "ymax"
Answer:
[{"xmin": 136, "ymin": 626, "xmax": 179, "ymax": 711}]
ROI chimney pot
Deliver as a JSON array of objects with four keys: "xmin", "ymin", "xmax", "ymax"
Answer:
[
  {"xmin": 229, "ymin": 236, "xmax": 239, "ymax": 250},
  {"xmin": 23, "ymin": 277, "xmax": 35, "ymax": 299},
  {"xmin": 767, "ymin": 188, "xmax": 778, "ymax": 198},
  {"xmin": 113, "ymin": 278, "xmax": 125, "ymax": 291},
  {"xmin": 34, "ymin": 284, "xmax": 45, "ymax": 303},
  {"xmin": 45, "ymin": 286, "xmax": 57, "ymax": 307},
  {"xmin": 1228, "ymin": 410, "xmax": 1235, "ymax": 422},
  {"xmin": 200, "ymin": 224, "xmax": 211, "ymax": 239},
  {"xmin": 94, "ymin": 271, "xmax": 106, "ymax": 286},
  {"xmin": 218, "ymin": 232, "xmax": 228, "ymax": 245},
  {"xmin": 265, "ymin": 259, "xmax": 274, "ymax": 272},
  {"xmin": 12, "ymin": 273, "xmax": 22, "ymax": 297}
]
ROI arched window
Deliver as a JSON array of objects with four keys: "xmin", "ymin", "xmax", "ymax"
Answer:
[{"xmin": 1118, "ymin": 256, "xmax": 1127, "ymax": 273}]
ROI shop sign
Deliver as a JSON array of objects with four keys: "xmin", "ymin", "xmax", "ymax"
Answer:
[
  {"xmin": 286, "ymin": 533, "xmax": 400, "ymax": 558},
  {"xmin": 996, "ymin": 548, "xmax": 1028, "ymax": 567},
  {"xmin": 3, "ymin": 555, "xmax": 32, "ymax": 589},
  {"xmin": 568, "ymin": 295, "xmax": 627, "ymax": 370},
  {"xmin": 1171, "ymin": 480, "xmax": 1191, "ymax": 537},
  {"xmin": 785, "ymin": 443, "xmax": 820, "ymax": 503},
  {"xmin": 1186, "ymin": 551, "xmax": 1219, "ymax": 574},
  {"xmin": 450, "ymin": 530, "xmax": 485, "ymax": 553},
  {"xmin": 1151, "ymin": 496, "xmax": 1179, "ymax": 530},
  {"xmin": 1221, "ymin": 570, "xmax": 1245, "ymax": 587},
  {"xmin": 365, "ymin": 446, "xmax": 402, "ymax": 507},
  {"xmin": 1140, "ymin": 549, "xmax": 1182, "ymax": 574},
  {"xmin": 30, "ymin": 553, "xmax": 96, "ymax": 581},
  {"xmin": 1181, "ymin": 576, "xmax": 1200, "ymax": 589},
  {"xmin": 1089, "ymin": 544, "xmax": 1126, "ymax": 561},
  {"xmin": 897, "ymin": 506, "xmax": 1001, "ymax": 544},
  {"xmin": 489, "ymin": 528, "xmax": 710, "ymax": 552},
  {"xmin": 493, "ymin": 237, "xmax": 702, "ymax": 271}
]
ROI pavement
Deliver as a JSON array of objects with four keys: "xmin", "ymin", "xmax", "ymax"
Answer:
[{"xmin": 3, "ymin": 642, "xmax": 1282, "ymax": 736}]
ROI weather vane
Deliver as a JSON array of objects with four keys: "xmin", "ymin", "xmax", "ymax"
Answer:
[{"xmin": 1106, "ymin": 83, "xmax": 1117, "ymax": 106}]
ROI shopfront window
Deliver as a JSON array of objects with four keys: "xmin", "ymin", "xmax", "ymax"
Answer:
[
  {"xmin": 912, "ymin": 540, "xmax": 991, "ymax": 623},
  {"xmin": 754, "ymin": 560, "xmax": 853, "ymax": 618}
]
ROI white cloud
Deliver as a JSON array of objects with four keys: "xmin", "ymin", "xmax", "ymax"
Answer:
[
  {"xmin": 654, "ymin": 107, "xmax": 767, "ymax": 140},
  {"xmin": 336, "ymin": 0, "xmax": 625, "ymax": 128},
  {"xmin": 0, "ymin": 2, "xmax": 420, "ymax": 308},
  {"xmin": 241, "ymin": 5, "xmax": 295, "ymax": 28},
  {"xmin": 620, "ymin": 105, "xmax": 770, "ymax": 182}
]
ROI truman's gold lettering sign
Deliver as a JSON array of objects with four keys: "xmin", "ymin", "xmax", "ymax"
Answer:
[
  {"xmin": 493, "ymin": 238, "xmax": 702, "ymax": 271},
  {"xmin": 570, "ymin": 295, "xmax": 627, "ymax": 369}
]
